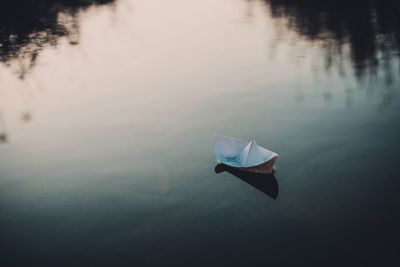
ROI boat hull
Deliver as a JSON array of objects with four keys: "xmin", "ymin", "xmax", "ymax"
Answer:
[
  {"xmin": 218, "ymin": 155, "xmax": 278, "ymax": 174},
  {"xmin": 239, "ymin": 155, "xmax": 278, "ymax": 174}
]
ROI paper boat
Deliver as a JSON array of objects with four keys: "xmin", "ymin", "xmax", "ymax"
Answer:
[{"xmin": 213, "ymin": 135, "xmax": 278, "ymax": 174}]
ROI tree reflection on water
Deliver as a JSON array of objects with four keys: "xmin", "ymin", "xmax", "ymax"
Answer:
[
  {"xmin": 1, "ymin": 0, "xmax": 398, "ymax": 80},
  {"xmin": 262, "ymin": 0, "xmax": 400, "ymax": 78},
  {"xmin": 0, "ymin": 0, "xmax": 116, "ymax": 79}
]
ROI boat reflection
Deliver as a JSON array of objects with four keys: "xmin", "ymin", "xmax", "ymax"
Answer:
[{"xmin": 214, "ymin": 163, "xmax": 279, "ymax": 200}]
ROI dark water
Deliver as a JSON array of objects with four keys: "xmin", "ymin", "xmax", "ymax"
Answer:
[{"xmin": 0, "ymin": 0, "xmax": 399, "ymax": 266}]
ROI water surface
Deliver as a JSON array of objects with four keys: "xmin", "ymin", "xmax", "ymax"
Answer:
[{"xmin": 1, "ymin": 0, "xmax": 399, "ymax": 266}]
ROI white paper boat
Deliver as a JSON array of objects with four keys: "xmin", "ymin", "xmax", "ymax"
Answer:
[{"xmin": 213, "ymin": 135, "xmax": 278, "ymax": 174}]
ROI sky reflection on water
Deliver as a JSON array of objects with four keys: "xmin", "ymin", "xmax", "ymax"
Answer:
[{"xmin": 0, "ymin": 0, "xmax": 400, "ymax": 266}]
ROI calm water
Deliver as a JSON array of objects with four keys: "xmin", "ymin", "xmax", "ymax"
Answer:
[{"xmin": 1, "ymin": 0, "xmax": 400, "ymax": 266}]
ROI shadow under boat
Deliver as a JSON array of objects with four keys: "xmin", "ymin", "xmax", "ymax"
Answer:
[{"xmin": 214, "ymin": 163, "xmax": 279, "ymax": 200}]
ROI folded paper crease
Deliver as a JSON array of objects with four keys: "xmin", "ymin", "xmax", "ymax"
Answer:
[{"xmin": 213, "ymin": 135, "xmax": 278, "ymax": 172}]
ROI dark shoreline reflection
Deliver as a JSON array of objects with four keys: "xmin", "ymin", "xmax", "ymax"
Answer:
[
  {"xmin": 261, "ymin": 0, "xmax": 400, "ymax": 78},
  {"xmin": 0, "ymin": 0, "xmax": 116, "ymax": 78},
  {"xmin": 215, "ymin": 164, "xmax": 279, "ymax": 200}
]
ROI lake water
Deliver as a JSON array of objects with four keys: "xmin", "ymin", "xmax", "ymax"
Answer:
[{"xmin": 1, "ymin": 0, "xmax": 400, "ymax": 266}]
